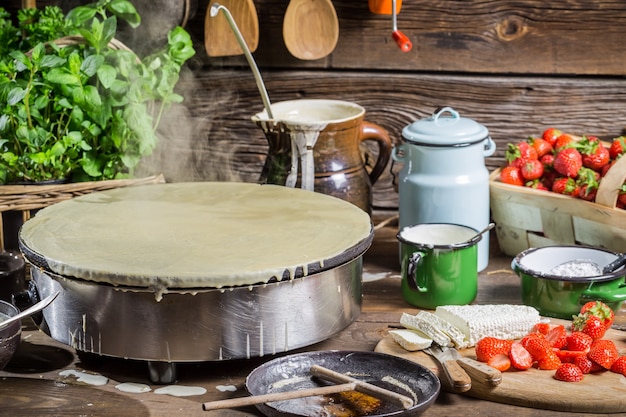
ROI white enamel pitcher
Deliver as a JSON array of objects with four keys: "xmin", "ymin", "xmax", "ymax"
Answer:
[{"xmin": 392, "ymin": 107, "xmax": 496, "ymax": 271}]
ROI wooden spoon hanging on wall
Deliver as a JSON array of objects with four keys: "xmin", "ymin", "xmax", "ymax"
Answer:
[
  {"xmin": 205, "ymin": 0, "xmax": 259, "ymax": 57},
  {"xmin": 283, "ymin": 0, "xmax": 339, "ymax": 60}
]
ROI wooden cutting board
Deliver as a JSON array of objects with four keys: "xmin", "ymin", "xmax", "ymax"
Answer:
[{"xmin": 375, "ymin": 319, "xmax": 626, "ymax": 413}]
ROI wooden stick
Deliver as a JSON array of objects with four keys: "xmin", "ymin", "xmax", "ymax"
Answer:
[
  {"xmin": 202, "ymin": 382, "xmax": 357, "ymax": 411},
  {"xmin": 201, "ymin": 364, "xmax": 415, "ymax": 411},
  {"xmin": 310, "ymin": 365, "xmax": 415, "ymax": 409}
]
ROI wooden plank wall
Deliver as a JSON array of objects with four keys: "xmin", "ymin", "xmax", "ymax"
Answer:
[{"xmin": 7, "ymin": 0, "xmax": 626, "ymax": 211}]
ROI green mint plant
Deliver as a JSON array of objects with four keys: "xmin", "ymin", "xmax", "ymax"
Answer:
[{"xmin": 0, "ymin": 0, "xmax": 195, "ymax": 184}]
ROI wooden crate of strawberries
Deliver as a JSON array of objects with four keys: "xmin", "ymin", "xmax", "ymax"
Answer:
[{"xmin": 490, "ymin": 129, "xmax": 626, "ymax": 256}]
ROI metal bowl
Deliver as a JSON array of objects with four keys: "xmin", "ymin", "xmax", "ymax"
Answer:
[
  {"xmin": 0, "ymin": 300, "xmax": 21, "ymax": 370},
  {"xmin": 512, "ymin": 245, "xmax": 626, "ymax": 319},
  {"xmin": 246, "ymin": 350, "xmax": 440, "ymax": 417}
]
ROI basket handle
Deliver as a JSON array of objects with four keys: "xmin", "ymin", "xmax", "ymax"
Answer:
[
  {"xmin": 22, "ymin": 0, "xmax": 37, "ymax": 8},
  {"xmin": 595, "ymin": 153, "xmax": 626, "ymax": 209}
]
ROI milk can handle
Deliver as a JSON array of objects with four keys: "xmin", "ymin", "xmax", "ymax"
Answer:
[
  {"xmin": 407, "ymin": 252, "xmax": 428, "ymax": 292},
  {"xmin": 432, "ymin": 106, "xmax": 459, "ymax": 121},
  {"xmin": 483, "ymin": 137, "xmax": 496, "ymax": 157}
]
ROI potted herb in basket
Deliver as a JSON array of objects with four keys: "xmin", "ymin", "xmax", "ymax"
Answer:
[{"xmin": 0, "ymin": 0, "xmax": 195, "ymax": 184}]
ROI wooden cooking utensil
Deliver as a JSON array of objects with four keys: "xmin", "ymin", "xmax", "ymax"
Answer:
[
  {"xmin": 282, "ymin": 0, "xmax": 339, "ymax": 60},
  {"xmin": 204, "ymin": 0, "xmax": 259, "ymax": 57},
  {"xmin": 201, "ymin": 364, "xmax": 414, "ymax": 411}
]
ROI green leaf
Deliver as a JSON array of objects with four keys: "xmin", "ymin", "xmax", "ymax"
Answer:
[
  {"xmin": 83, "ymin": 85, "xmax": 102, "ymax": 109},
  {"xmin": 7, "ymin": 87, "xmax": 26, "ymax": 105},
  {"xmin": 30, "ymin": 43, "xmax": 45, "ymax": 63},
  {"xmin": 66, "ymin": 6, "xmax": 98, "ymax": 28},
  {"xmin": 81, "ymin": 54, "xmax": 103, "ymax": 78},
  {"xmin": 45, "ymin": 68, "xmax": 81, "ymax": 86},
  {"xmin": 40, "ymin": 54, "xmax": 66, "ymax": 69},
  {"xmin": 9, "ymin": 50, "xmax": 31, "ymax": 71},
  {"xmin": 80, "ymin": 152, "xmax": 102, "ymax": 176},
  {"xmin": 101, "ymin": 16, "xmax": 117, "ymax": 46},
  {"xmin": 49, "ymin": 140, "xmax": 66, "ymax": 157},
  {"xmin": 0, "ymin": 114, "xmax": 8, "ymax": 131},
  {"xmin": 96, "ymin": 63, "xmax": 116, "ymax": 89},
  {"xmin": 107, "ymin": 0, "xmax": 140, "ymax": 28}
]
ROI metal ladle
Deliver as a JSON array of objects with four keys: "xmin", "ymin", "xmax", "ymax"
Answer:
[
  {"xmin": 210, "ymin": 3, "xmax": 273, "ymax": 119},
  {"xmin": 0, "ymin": 291, "xmax": 59, "ymax": 329}
]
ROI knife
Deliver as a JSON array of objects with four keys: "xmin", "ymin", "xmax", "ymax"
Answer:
[
  {"xmin": 424, "ymin": 345, "xmax": 472, "ymax": 392},
  {"xmin": 451, "ymin": 350, "xmax": 502, "ymax": 387},
  {"xmin": 425, "ymin": 344, "xmax": 503, "ymax": 391}
]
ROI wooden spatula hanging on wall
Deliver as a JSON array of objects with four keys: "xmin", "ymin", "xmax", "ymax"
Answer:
[{"xmin": 204, "ymin": 0, "xmax": 259, "ymax": 57}]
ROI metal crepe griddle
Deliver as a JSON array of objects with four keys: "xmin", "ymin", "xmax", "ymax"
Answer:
[{"xmin": 18, "ymin": 182, "xmax": 374, "ymax": 289}]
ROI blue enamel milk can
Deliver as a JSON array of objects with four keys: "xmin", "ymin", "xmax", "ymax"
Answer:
[{"xmin": 392, "ymin": 107, "xmax": 496, "ymax": 271}]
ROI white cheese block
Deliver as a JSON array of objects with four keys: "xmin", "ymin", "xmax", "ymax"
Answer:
[
  {"xmin": 400, "ymin": 312, "xmax": 453, "ymax": 347},
  {"xmin": 415, "ymin": 311, "xmax": 469, "ymax": 349},
  {"xmin": 389, "ymin": 329, "xmax": 433, "ymax": 351},
  {"xmin": 434, "ymin": 304, "xmax": 541, "ymax": 347}
]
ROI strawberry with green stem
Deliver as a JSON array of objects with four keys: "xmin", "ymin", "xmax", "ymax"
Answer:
[
  {"xmin": 554, "ymin": 147, "xmax": 583, "ymax": 178},
  {"xmin": 552, "ymin": 177, "xmax": 578, "ymax": 196},
  {"xmin": 506, "ymin": 141, "xmax": 538, "ymax": 168},
  {"xmin": 576, "ymin": 167, "xmax": 600, "ymax": 201},
  {"xmin": 579, "ymin": 136, "xmax": 610, "ymax": 172},
  {"xmin": 609, "ymin": 136, "xmax": 626, "ymax": 160}
]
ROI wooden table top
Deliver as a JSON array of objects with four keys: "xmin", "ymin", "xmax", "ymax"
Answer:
[{"xmin": 1, "ymin": 224, "xmax": 625, "ymax": 417}]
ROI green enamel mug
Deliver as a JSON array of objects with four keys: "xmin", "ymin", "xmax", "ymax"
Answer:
[{"xmin": 397, "ymin": 223, "xmax": 482, "ymax": 309}]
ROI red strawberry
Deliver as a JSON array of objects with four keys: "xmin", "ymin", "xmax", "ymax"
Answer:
[
  {"xmin": 580, "ymin": 315, "xmax": 606, "ymax": 339},
  {"xmin": 538, "ymin": 351, "xmax": 561, "ymax": 370},
  {"xmin": 533, "ymin": 323, "xmax": 551, "ymax": 335},
  {"xmin": 540, "ymin": 169, "xmax": 557, "ymax": 190},
  {"xmin": 574, "ymin": 354, "xmax": 602, "ymax": 374},
  {"xmin": 588, "ymin": 339, "xmax": 618, "ymax": 369},
  {"xmin": 581, "ymin": 141, "xmax": 610, "ymax": 172},
  {"xmin": 555, "ymin": 349, "xmax": 588, "ymax": 363},
  {"xmin": 601, "ymin": 160, "xmax": 615, "ymax": 177},
  {"xmin": 545, "ymin": 324, "xmax": 567, "ymax": 349},
  {"xmin": 522, "ymin": 335, "xmax": 552, "ymax": 361},
  {"xmin": 565, "ymin": 331, "xmax": 593, "ymax": 352},
  {"xmin": 554, "ymin": 133, "xmax": 576, "ymax": 151},
  {"xmin": 552, "ymin": 177, "xmax": 578, "ymax": 196},
  {"xmin": 619, "ymin": 183, "xmax": 626, "ymax": 207},
  {"xmin": 553, "ymin": 148, "xmax": 583, "ymax": 178},
  {"xmin": 506, "ymin": 141, "xmax": 538, "ymax": 168},
  {"xmin": 487, "ymin": 353, "xmax": 511, "ymax": 372},
  {"xmin": 554, "ymin": 363, "xmax": 584, "ymax": 382},
  {"xmin": 529, "ymin": 137, "xmax": 553, "ymax": 158},
  {"xmin": 475, "ymin": 337, "xmax": 513, "ymax": 362},
  {"xmin": 610, "ymin": 356, "xmax": 626, "ymax": 376},
  {"xmin": 579, "ymin": 301, "xmax": 615, "ymax": 330},
  {"xmin": 509, "ymin": 341, "xmax": 533, "ymax": 370},
  {"xmin": 540, "ymin": 153, "xmax": 555, "ymax": 170},
  {"xmin": 500, "ymin": 166, "xmax": 524, "ymax": 186},
  {"xmin": 609, "ymin": 136, "xmax": 626, "ymax": 159},
  {"xmin": 520, "ymin": 159, "xmax": 544, "ymax": 181},
  {"xmin": 576, "ymin": 167, "xmax": 599, "ymax": 201},
  {"xmin": 542, "ymin": 127, "xmax": 562, "ymax": 146}
]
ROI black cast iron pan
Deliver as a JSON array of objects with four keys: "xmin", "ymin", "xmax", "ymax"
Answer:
[{"xmin": 245, "ymin": 350, "xmax": 440, "ymax": 417}]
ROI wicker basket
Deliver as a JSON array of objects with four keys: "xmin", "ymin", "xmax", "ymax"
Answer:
[
  {"xmin": 490, "ymin": 155, "xmax": 626, "ymax": 256},
  {"xmin": 0, "ymin": 174, "xmax": 165, "ymax": 251}
]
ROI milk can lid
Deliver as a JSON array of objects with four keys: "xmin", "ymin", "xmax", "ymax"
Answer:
[{"xmin": 402, "ymin": 107, "xmax": 489, "ymax": 146}]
